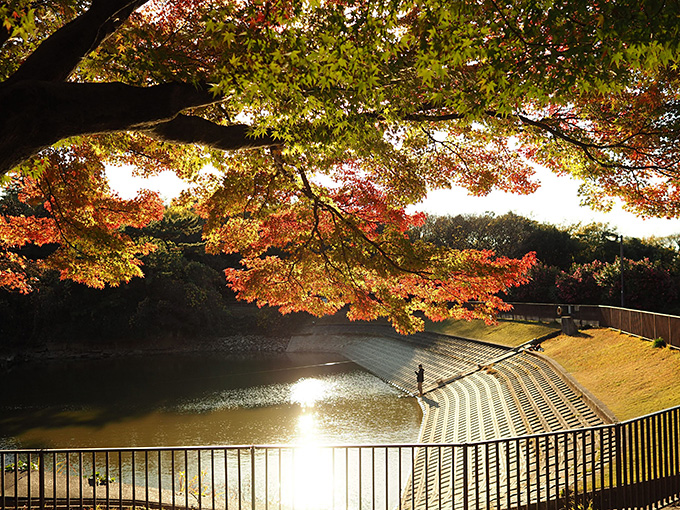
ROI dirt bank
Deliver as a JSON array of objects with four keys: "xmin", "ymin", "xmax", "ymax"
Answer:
[{"xmin": 0, "ymin": 335, "xmax": 291, "ymax": 368}]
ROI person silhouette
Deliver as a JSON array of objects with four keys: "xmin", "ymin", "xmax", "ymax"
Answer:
[{"xmin": 415, "ymin": 364, "xmax": 424, "ymax": 397}]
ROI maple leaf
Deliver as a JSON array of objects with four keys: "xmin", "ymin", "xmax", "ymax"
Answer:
[
  {"xmin": 194, "ymin": 149, "xmax": 536, "ymax": 333},
  {"xmin": 2, "ymin": 0, "xmax": 679, "ymax": 330},
  {"xmin": 1, "ymin": 144, "xmax": 163, "ymax": 290}
]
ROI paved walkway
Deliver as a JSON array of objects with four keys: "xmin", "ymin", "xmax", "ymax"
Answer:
[{"xmin": 288, "ymin": 323, "xmax": 614, "ymax": 509}]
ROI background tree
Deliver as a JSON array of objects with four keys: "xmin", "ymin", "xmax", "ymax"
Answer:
[
  {"xmin": 2, "ymin": 0, "xmax": 680, "ymax": 331},
  {"xmin": 555, "ymin": 261, "xmax": 607, "ymax": 306},
  {"xmin": 555, "ymin": 258, "xmax": 679, "ymax": 312},
  {"xmin": 505, "ymin": 263, "xmax": 561, "ymax": 304},
  {"xmin": 417, "ymin": 213, "xmax": 680, "ymax": 311},
  {"xmin": 0, "ymin": 205, "xmax": 307, "ymax": 346},
  {"xmin": 416, "ymin": 213, "xmax": 580, "ymax": 268},
  {"xmin": 5, "ymin": 205, "xmax": 680, "ymax": 345}
]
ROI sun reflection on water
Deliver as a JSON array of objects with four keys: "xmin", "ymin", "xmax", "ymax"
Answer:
[
  {"xmin": 286, "ymin": 445, "xmax": 335, "ymax": 509},
  {"xmin": 297, "ymin": 412, "xmax": 317, "ymax": 435},
  {"xmin": 290, "ymin": 378, "xmax": 330, "ymax": 409},
  {"xmin": 288, "ymin": 378, "xmax": 335, "ymax": 508},
  {"xmin": 291, "ymin": 377, "xmax": 333, "ymax": 444}
]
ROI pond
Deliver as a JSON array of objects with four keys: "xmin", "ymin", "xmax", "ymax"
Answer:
[{"xmin": 0, "ymin": 351, "xmax": 422, "ymax": 449}]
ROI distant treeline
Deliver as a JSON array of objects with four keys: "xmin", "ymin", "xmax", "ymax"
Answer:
[
  {"xmin": 2, "ymin": 206, "xmax": 680, "ymax": 347},
  {"xmin": 413, "ymin": 213, "xmax": 680, "ymax": 313}
]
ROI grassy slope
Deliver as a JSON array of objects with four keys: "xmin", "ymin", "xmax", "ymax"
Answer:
[
  {"xmin": 427, "ymin": 319, "xmax": 680, "ymax": 420},
  {"xmin": 542, "ymin": 329, "xmax": 680, "ymax": 421},
  {"xmin": 425, "ymin": 318, "xmax": 560, "ymax": 347}
]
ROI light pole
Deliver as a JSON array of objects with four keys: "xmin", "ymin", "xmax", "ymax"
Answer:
[{"xmin": 604, "ymin": 232, "xmax": 624, "ymax": 308}]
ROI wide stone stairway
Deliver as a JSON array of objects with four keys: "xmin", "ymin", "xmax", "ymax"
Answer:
[{"xmin": 288, "ymin": 323, "xmax": 614, "ymax": 509}]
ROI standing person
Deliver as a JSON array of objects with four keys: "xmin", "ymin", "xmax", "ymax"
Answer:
[{"xmin": 415, "ymin": 364, "xmax": 424, "ymax": 397}]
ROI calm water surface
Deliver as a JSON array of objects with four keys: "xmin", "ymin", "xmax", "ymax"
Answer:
[{"xmin": 0, "ymin": 352, "xmax": 422, "ymax": 449}]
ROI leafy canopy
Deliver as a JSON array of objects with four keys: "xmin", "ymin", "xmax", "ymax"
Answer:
[{"xmin": 1, "ymin": 0, "xmax": 679, "ymax": 332}]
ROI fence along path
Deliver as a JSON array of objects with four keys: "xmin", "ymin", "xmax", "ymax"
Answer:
[{"xmin": 289, "ymin": 324, "xmax": 611, "ymax": 510}]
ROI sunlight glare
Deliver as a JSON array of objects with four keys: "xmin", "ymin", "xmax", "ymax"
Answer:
[
  {"xmin": 290, "ymin": 378, "xmax": 329, "ymax": 409},
  {"xmin": 288, "ymin": 446, "xmax": 334, "ymax": 510},
  {"xmin": 297, "ymin": 411, "xmax": 317, "ymax": 436}
]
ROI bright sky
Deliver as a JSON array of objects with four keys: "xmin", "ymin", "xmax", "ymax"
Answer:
[
  {"xmin": 106, "ymin": 165, "xmax": 680, "ymax": 240},
  {"xmin": 416, "ymin": 166, "xmax": 680, "ymax": 239},
  {"xmin": 107, "ymin": 166, "xmax": 193, "ymax": 204}
]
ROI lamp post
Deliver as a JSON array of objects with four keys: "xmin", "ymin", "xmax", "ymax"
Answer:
[{"xmin": 604, "ymin": 232, "xmax": 624, "ymax": 308}]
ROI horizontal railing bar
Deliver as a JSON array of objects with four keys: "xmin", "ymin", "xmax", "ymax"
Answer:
[
  {"xmin": 598, "ymin": 305, "xmax": 680, "ymax": 321},
  {"xmin": 617, "ymin": 403, "xmax": 680, "ymax": 424},
  {"xmin": 4, "ymin": 497, "xmax": 178, "ymax": 510}
]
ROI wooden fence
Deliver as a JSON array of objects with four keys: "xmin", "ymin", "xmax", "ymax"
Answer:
[{"xmin": 503, "ymin": 303, "xmax": 680, "ymax": 349}]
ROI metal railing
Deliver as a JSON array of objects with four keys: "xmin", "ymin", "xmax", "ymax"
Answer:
[
  {"xmin": 3, "ymin": 405, "xmax": 680, "ymax": 510},
  {"xmin": 499, "ymin": 303, "xmax": 603, "ymax": 326},
  {"xmin": 501, "ymin": 303, "xmax": 680, "ymax": 349}
]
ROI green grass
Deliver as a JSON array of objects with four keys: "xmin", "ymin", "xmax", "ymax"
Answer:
[
  {"xmin": 425, "ymin": 318, "xmax": 560, "ymax": 347},
  {"xmin": 542, "ymin": 329, "xmax": 680, "ymax": 420}
]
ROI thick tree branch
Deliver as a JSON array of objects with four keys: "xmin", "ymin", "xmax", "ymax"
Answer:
[
  {"xmin": 517, "ymin": 113, "xmax": 677, "ymax": 173},
  {"xmin": 363, "ymin": 105, "xmax": 466, "ymax": 123},
  {"xmin": 293, "ymin": 166, "xmax": 433, "ymax": 279},
  {"xmin": 0, "ymin": 80, "xmax": 220, "ymax": 175},
  {"xmin": 6, "ymin": 0, "xmax": 150, "ymax": 84},
  {"xmin": 403, "ymin": 112, "xmax": 466, "ymax": 122},
  {"xmin": 144, "ymin": 115, "xmax": 279, "ymax": 151}
]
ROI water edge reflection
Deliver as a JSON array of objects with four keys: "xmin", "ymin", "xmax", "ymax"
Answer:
[{"xmin": 0, "ymin": 351, "xmax": 421, "ymax": 449}]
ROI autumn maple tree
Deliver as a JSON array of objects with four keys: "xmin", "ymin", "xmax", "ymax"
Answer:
[{"xmin": 1, "ymin": 0, "xmax": 679, "ymax": 332}]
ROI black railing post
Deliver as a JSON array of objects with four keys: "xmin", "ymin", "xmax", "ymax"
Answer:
[
  {"xmin": 621, "ymin": 422, "xmax": 629, "ymax": 510},
  {"xmin": 251, "ymin": 446, "xmax": 256, "ymax": 510},
  {"xmin": 462, "ymin": 445, "xmax": 468, "ymax": 510},
  {"xmin": 670, "ymin": 408, "xmax": 676, "ymax": 501},
  {"xmin": 615, "ymin": 423, "xmax": 623, "ymax": 509},
  {"xmin": 38, "ymin": 450, "xmax": 45, "ymax": 510},
  {"xmin": 1, "ymin": 450, "xmax": 5, "ymax": 510}
]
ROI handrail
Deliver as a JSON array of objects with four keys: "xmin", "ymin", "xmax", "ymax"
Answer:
[{"xmin": 3, "ymin": 405, "xmax": 680, "ymax": 510}]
